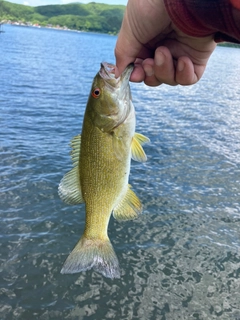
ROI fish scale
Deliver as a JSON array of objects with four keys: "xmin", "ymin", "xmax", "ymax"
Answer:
[{"xmin": 58, "ymin": 62, "xmax": 149, "ymax": 278}]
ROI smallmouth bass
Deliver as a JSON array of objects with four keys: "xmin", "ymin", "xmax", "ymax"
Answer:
[{"xmin": 59, "ymin": 62, "xmax": 149, "ymax": 279}]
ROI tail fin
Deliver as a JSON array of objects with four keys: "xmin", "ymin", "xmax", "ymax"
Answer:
[{"xmin": 61, "ymin": 237, "xmax": 120, "ymax": 279}]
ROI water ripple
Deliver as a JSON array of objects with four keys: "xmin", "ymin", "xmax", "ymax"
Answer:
[{"xmin": 1, "ymin": 25, "xmax": 240, "ymax": 319}]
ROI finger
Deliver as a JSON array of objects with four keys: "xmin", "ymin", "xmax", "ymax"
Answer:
[
  {"xmin": 142, "ymin": 47, "xmax": 178, "ymax": 86},
  {"xmin": 176, "ymin": 56, "xmax": 206, "ymax": 85},
  {"xmin": 152, "ymin": 47, "xmax": 177, "ymax": 85},
  {"xmin": 129, "ymin": 59, "xmax": 146, "ymax": 82},
  {"xmin": 142, "ymin": 59, "xmax": 163, "ymax": 87}
]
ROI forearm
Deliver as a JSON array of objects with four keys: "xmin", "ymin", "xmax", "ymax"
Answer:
[{"xmin": 163, "ymin": 0, "xmax": 240, "ymax": 43}]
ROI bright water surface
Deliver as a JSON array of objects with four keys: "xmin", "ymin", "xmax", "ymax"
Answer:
[{"xmin": 1, "ymin": 24, "xmax": 240, "ymax": 320}]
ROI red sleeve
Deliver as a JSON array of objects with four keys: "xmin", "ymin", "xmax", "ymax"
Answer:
[{"xmin": 163, "ymin": 0, "xmax": 240, "ymax": 43}]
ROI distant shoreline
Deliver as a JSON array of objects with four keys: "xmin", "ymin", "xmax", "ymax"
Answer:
[
  {"xmin": 4, "ymin": 21, "xmax": 82, "ymax": 33},
  {"xmin": 2, "ymin": 22, "xmax": 118, "ymax": 36},
  {"xmin": 2, "ymin": 22, "xmax": 240, "ymax": 47}
]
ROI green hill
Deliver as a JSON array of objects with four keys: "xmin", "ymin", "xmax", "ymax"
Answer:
[{"xmin": 0, "ymin": 0, "xmax": 125, "ymax": 34}]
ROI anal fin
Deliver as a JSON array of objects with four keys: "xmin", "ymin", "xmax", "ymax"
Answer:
[{"xmin": 113, "ymin": 185, "xmax": 142, "ymax": 221}]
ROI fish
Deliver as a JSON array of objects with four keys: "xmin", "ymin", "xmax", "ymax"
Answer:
[{"xmin": 58, "ymin": 62, "xmax": 149, "ymax": 279}]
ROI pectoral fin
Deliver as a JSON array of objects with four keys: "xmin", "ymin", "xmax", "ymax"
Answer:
[
  {"xmin": 112, "ymin": 133, "xmax": 126, "ymax": 161},
  {"xmin": 113, "ymin": 185, "xmax": 142, "ymax": 221},
  {"xmin": 58, "ymin": 134, "xmax": 84, "ymax": 205},
  {"xmin": 131, "ymin": 132, "xmax": 150, "ymax": 162}
]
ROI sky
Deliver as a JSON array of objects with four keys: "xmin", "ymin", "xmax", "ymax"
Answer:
[{"xmin": 6, "ymin": 0, "xmax": 128, "ymax": 6}]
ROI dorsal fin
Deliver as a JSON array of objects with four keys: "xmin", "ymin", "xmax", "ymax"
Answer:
[{"xmin": 70, "ymin": 134, "xmax": 81, "ymax": 165}]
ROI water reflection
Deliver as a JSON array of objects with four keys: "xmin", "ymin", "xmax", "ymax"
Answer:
[{"xmin": 1, "ymin": 25, "xmax": 240, "ymax": 319}]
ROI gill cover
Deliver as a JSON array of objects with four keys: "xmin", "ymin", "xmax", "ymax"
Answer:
[{"xmin": 87, "ymin": 63, "xmax": 134, "ymax": 133}]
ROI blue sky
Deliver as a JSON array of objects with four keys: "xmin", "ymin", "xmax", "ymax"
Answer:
[{"xmin": 6, "ymin": 0, "xmax": 128, "ymax": 6}]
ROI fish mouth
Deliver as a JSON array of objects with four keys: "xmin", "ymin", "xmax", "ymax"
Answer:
[
  {"xmin": 99, "ymin": 62, "xmax": 134, "ymax": 86},
  {"xmin": 99, "ymin": 62, "xmax": 133, "ymax": 129}
]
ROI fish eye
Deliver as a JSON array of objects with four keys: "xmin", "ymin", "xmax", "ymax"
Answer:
[{"xmin": 92, "ymin": 88, "xmax": 101, "ymax": 98}]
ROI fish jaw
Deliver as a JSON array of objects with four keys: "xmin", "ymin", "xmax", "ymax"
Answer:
[
  {"xmin": 99, "ymin": 62, "xmax": 134, "ymax": 83},
  {"xmin": 99, "ymin": 62, "xmax": 133, "ymax": 100}
]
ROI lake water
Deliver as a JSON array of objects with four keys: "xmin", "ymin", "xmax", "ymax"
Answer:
[{"xmin": 1, "ymin": 24, "xmax": 240, "ymax": 320}]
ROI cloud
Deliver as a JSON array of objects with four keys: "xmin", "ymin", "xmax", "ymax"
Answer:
[{"xmin": 23, "ymin": 1, "xmax": 29, "ymax": 4}]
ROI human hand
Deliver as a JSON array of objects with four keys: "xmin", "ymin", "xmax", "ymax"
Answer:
[{"xmin": 115, "ymin": 0, "xmax": 217, "ymax": 86}]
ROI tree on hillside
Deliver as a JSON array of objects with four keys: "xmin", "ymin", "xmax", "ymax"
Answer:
[{"xmin": 0, "ymin": 0, "xmax": 125, "ymax": 34}]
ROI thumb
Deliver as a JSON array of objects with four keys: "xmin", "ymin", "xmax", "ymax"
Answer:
[{"xmin": 114, "ymin": 14, "xmax": 142, "ymax": 78}]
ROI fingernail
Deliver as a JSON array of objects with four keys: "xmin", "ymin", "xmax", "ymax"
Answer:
[
  {"xmin": 178, "ymin": 60, "xmax": 184, "ymax": 72},
  {"xmin": 155, "ymin": 52, "xmax": 164, "ymax": 66},
  {"xmin": 144, "ymin": 65, "xmax": 154, "ymax": 77}
]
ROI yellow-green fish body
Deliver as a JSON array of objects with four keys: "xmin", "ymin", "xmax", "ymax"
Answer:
[{"xmin": 59, "ymin": 62, "xmax": 149, "ymax": 278}]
